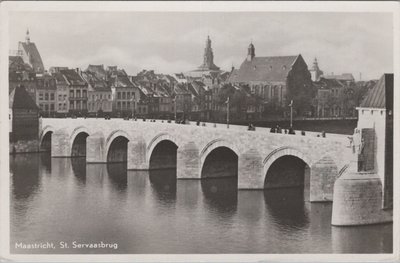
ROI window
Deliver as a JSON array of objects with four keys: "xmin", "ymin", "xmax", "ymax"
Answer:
[
  {"xmin": 70, "ymin": 90, "xmax": 74, "ymax": 98},
  {"xmin": 117, "ymin": 92, "xmax": 121, "ymax": 99},
  {"xmin": 45, "ymin": 93, "xmax": 49, "ymax": 100},
  {"xmin": 50, "ymin": 104, "xmax": 54, "ymax": 111},
  {"xmin": 77, "ymin": 90, "xmax": 81, "ymax": 98},
  {"xmin": 83, "ymin": 90, "xmax": 87, "ymax": 98},
  {"xmin": 122, "ymin": 92, "xmax": 126, "ymax": 100},
  {"xmin": 50, "ymin": 93, "xmax": 55, "ymax": 100},
  {"xmin": 39, "ymin": 93, "xmax": 44, "ymax": 100}
]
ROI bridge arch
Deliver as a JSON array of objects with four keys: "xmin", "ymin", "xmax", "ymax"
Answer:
[
  {"xmin": 39, "ymin": 125, "xmax": 55, "ymax": 152},
  {"xmin": 105, "ymin": 130, "xmax": 131, "ymax": 163},
  {"xmin": 263, "ymin": 147, "xmax": 312, "ymax": 190},
  {"xmin": 69, "ymin": 126, "xmax": 90, "ymax": 157},
  {"xmin": 200, "ymin": 139, "xmax": 240, "ymax": 178},
  {"xmin": 147, "ymin": 133, "xmax": 180, "ymax": 170}
]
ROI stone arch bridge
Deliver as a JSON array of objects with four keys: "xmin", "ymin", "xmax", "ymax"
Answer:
[{"xmin": 40, "ymin": 118, "xmax": 352, "ymax": 202}]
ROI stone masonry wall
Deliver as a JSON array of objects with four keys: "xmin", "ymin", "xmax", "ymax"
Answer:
[{"xmin": 41, "ymin": 118, "xmax": 351, "ymax": 198}]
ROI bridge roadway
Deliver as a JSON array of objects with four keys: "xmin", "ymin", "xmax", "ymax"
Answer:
[{"xmin": 39, "ymin": 118, "xmax": 352, "ymax": 202}]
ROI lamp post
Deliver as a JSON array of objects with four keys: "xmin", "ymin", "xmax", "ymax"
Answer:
[
  {"xmin": 289, "ymin": 100, "xmax": 293, "ymax": 128},
  {"xmin": 226, "ymin": 96, "xmax": 230, "ymax": 128},
  {"xmin": 173, "ymin": 96, "xmax": 177, "ymax": 121},
  {"xmin": 130, "ymin": 94, "xmax": 136, "ymax": 120}
]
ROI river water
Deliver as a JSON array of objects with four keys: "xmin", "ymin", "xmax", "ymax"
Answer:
[{"xmin": 10, "ymin": 153, "xmax": 392, "ymax": 254}]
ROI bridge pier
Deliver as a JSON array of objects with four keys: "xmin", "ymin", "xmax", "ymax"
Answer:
[
  {"xmin": 51, "ymin": 128, "xmax": 70, "ymax": 157},
  {"xmin": 238, "ymin": 149, "xmax": 263, "ymax": 189},
  {"xmin": 86, "ymin": 132, "xmax": 106, "ymax": 163},
  {"xmin": 127, "ymin": 140, "xmax": 148, "ymax": 170},
  {"xmin": 310, "ymin": 156, "xmax": 338, "ymax": 202},
  {"xmin": 177, "ymin": 142, "xmax": 200, "ymax": 179}
]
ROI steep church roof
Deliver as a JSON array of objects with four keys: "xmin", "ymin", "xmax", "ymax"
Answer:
[
  {"xmin": 360, "ymin": 73, "xmax": 393, "ymax": 109},
  {"xmin": 18, "ymin": 31, "xmax": 44, "ymax": 73},
  {"xmin": 232, "ymin": 55, "xmax": 300, "ymax": 83},
  {"xmin": 9, "ymin": 85, "xmax": 39, "ymax": 110},
  {"xmin": 323, "ymin": 73, "xmax": 355, "ymax": 81}
]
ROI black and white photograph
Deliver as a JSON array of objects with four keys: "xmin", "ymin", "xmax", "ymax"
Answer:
[{"xmin": 1, "ymin": 1, "xmax": 399, "ymax": 261}]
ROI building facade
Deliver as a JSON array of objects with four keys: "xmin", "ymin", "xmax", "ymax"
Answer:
[
  {"xmin": 53, "ymin": 72, "xmax": 69, "ymax": 115},
  {"xmin": 107, "ymin": 68, "xmax": 139, "ymax": 116},
  {"xmin": 36, "ymin": 74, "xmax": 57, "ymax": 117},
  {"xmin": 61, "ymin": 69, "xmax": 88, "ymax": 115},
  {"xmin": 81, "ymin": 71, "xmax": 112, "ymax": 116}
]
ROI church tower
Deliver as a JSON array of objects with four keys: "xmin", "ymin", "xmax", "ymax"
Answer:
[
  {"xmin": 25, "ymin": 29, "xmax": 30, "ymax": 44},
  {"xmin": 198, "ymin": 35, "xmax": 219, "ymax": 71},
  {"xmin": 310, "ymin": 57, "xmax": 323, "ymax": 81},
  {"xmin": 18, "ymin": 29, "xmax": 45, "ymax": 73},
  {"xmin": 247, "ymin": 42, "xmax": 255, "ymax": 61}
]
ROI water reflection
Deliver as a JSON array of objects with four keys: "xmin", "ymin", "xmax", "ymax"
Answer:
[
  {"xmin": 106, "ymin": 163, "xmax": 127, "ymax": 192},
  {"xmin": 264, "ymin": 188, "xmax": 309, "ymax": 230},
  {"xmin": 332, "ymin": 223, "xmax": 393, "ymax": 253},
  {"xmin": 201, "ymin": 178, "xmax": 237, "ymax": 216},
  {"xmin": 71, "ymin": 157, "xmax": 86, "ymax": 185},
  {"xmin": 10, "ymin": 153, "xmax": 393, "ymax": 254},
  {"xmin": 149, "ymin": 169, "xmax": 177, "ymax": 205},
  {"xmin": 10, "ymin": 154, "xmax": 41, "ymax": 200},
  {"xmin": 40, "ymin": 152, "xmax": 52, "ymax": 173}
]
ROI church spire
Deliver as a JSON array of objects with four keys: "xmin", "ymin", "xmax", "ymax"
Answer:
[
  {"xmin": 312, "ymin": 57, "xmax": 319, "ymax": 70},
  {"xmin": 25, "ymin": 28, "xmax": 30, "ymax": 44},
  {"xmin": 199, "ymin": 35, "xmax": 219, "ymax": 71},
  {"xmin": 247, "ymin": 41, "xmax": 255, "ymax": 61}
]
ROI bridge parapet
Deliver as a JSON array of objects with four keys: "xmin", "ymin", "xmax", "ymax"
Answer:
[{"xmin": 40, "ymin": 118, "xmax": 352, "ymax": 200}]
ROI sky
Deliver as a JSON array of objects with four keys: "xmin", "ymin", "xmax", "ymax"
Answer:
[{"xmin": 8, "ymin": 11, "xmax": 394, "ymax": 80}]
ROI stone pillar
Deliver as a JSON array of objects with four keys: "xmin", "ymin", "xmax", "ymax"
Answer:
[
  {"xmin": 332, "ymin": 171, "xmax": 392, "ymax": 226},
  {"xmin": 177, "ymin": 142, "xmax": 200, "ymax": 179},
  {"xmin": 86, "ymin": 132, "xmax": 106, "ymax": 163},
  {"xmin": 331, "ymin": 128, "xmax": 392, "ymax": 226},
  {"xmin": 51, "ymin": 128, "xmax": 70, "ymax": 157},
  {"xmin": 310, "ymin": 156, "xmax": 338, "ymax": 202},
  {"xmin": 238, "ymin": 149, "xmax": 263, "ymax": 189},
  {"xmin": 127, "ymin": 140, "xmax": 148, "ymax": 170}
]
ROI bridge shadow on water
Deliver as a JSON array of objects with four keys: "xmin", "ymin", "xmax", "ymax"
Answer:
[
  {"xmin": 201, "ymin": 178, "xmax": 238, "ymax": 216},
  {"xmin": 71, "ymin": 157, "xmax": 86, "ymax": 186},
  {"xmin": 263, "ymin": 187, "xmax": 310, "ymax": 230},
  {"xmin": 106, "ymin": 163, "xmax": 128, "ymax": 192},
  {"xmin": 148, "ymin": 169, "xmax": 177, "ymax": 205}
]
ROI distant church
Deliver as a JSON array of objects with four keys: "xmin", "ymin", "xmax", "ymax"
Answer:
[
  {"xmin": 228, "ymin": 42, "xmax": 313, "ymax": 106},
  {"xmin": 186, "ymin": 36, "xmax": 222, "ymax": 78},
  {"xmin": 17, "ymin": 29, "xmax": 45, "ymax": 74}
]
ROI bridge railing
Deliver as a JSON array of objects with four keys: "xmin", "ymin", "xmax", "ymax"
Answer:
[{"xmin": 56, "ymin": 117, "xmax": 349, "ymax": 142}]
